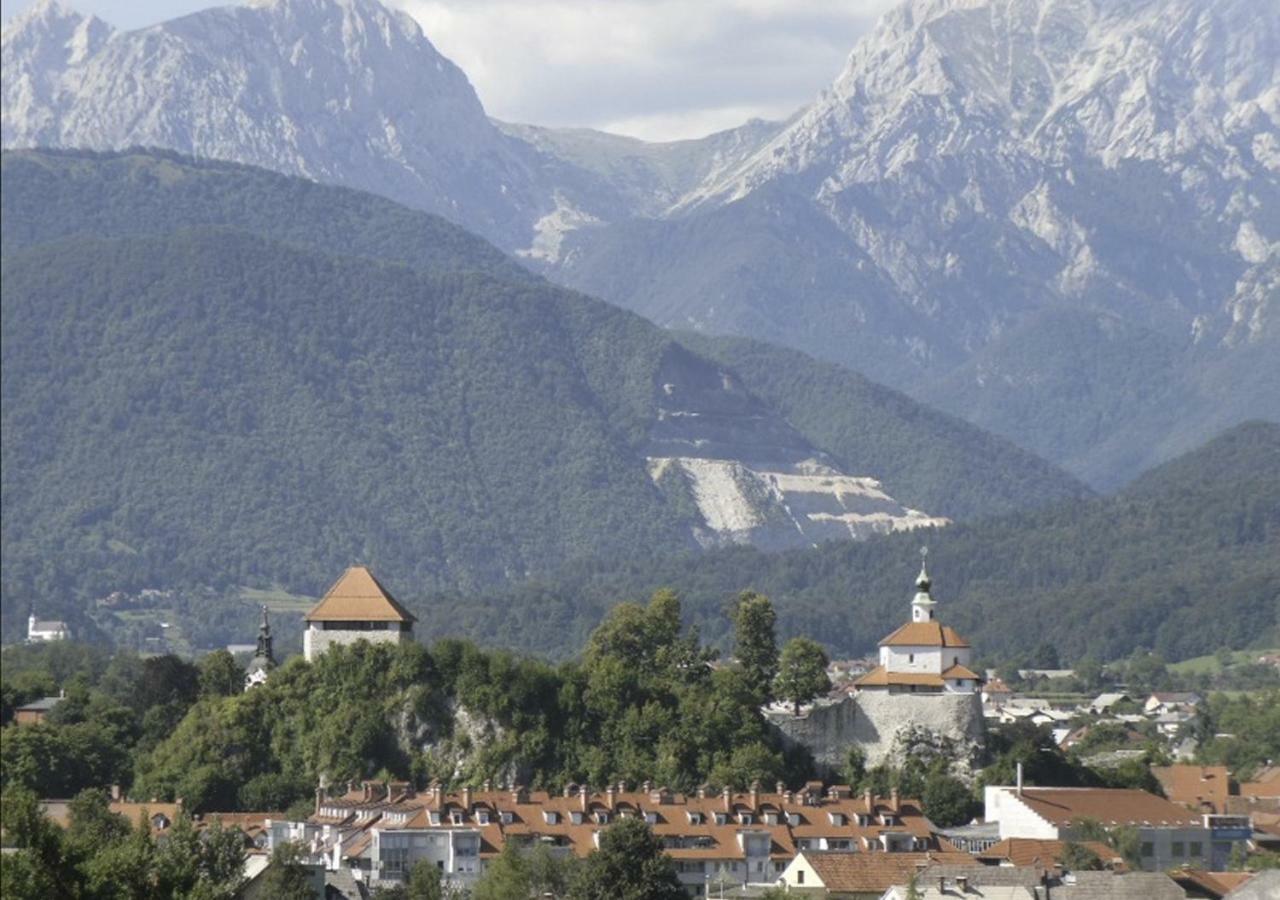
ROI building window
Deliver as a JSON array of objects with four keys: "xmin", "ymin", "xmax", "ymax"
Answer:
[
  {"xmin": 1141, "ymin": 842, "xmax": 1154, "ymax": 858},
  {"xmin": 1190, "ymin": 842, "xmax": 1202, "ymax": 858},
  {"xmin": 1171, "ymin": 842, "xmax": 1184, "ymax": 857},
  {"xmin": 797, "ymin": 870, "xmax": 805, "ymax": 885},
  {"xmin": 908, "ymin": 654, "xmax": 915, "ymax": 663}
]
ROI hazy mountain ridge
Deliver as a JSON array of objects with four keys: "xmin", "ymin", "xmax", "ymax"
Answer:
[
  {"xmin": 3, "ymin": 0, "xmax": 1275, "ymax": 486},
  {"xmin": 1, "ymin": 150, "xmax": 1092, "ymax": 640}
]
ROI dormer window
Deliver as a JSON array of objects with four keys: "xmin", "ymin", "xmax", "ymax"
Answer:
[
  {"xmin": 450, "ymin": 811, "xmax": 464, "ymax": 825},
  {"xmin": 500, "ymin": 811, "xmax": 514, "ymax": 825},
  {"xmin": 595, "ymin": 811, "xmax": 610, "ymax": 825},
  {"xmin": 764, "ymin": 813, "xmax": 778, "ymax": 826},
  {"xmin": 429, "ymin": 811, "xmax": 442, "ymax": 825},
  {"xmin": 476, "ymin": 810, "xmax": 490, "ymax": 825},
  {"xmin": 543, "ymin": 811, "xmax": 559, "ymax": 825},
  {"xmin": 687, "ymin": 811, "xmax": 703, "ymax": 825},
  {"xmin": 828, "ymin": 812, "xmax": 844, "ymax": 826},
  {"xmin": 738, "ymin": 813, "xmax": 753, "ymax": 825},
  {"xmin": 787, "ymin": 813, "xmax": 800, "ymax": 827},
  {"xmin": 715, "ymin": 813, "xmax": 728, "ymax": 826},
  {"xmin": 571, "ymin": 811, "xmax": 584, "ymax": 825},
  {"xmin": 645, "ymin": 812, "xmax": 658, "ymax": 825}
]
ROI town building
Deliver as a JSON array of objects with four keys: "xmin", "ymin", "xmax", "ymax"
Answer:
[
  {"xmin": 266, "ymin": 781, "xmax": 956, "ymax": 895},
  {"xmin": 776, "ymin": 852, "xmax": 981, "ymax": 898},
  {"xmin": 852, "ymin": 557, "xmax": 980, "ymax": 695},
  {"xmin": 302, "ymin": 566, "xmax": 416, "ymax": 662},
  {"xmin": 975, "ymin": 837, "xmax": 1124, "ymax": 871},
  {"xmin": 244, "ymin": 605, "xmax": 276, "ymax": 690},
  {"xmin": 13, "ymin": 693, "xmax": 64, "ymax": 725},
  {"xmin": 27, "ymin": 613, "xmax": 68, "ymax": 643},
  {"xmin": 983, "ymin": 784, "xmax": 1231, "ymax": 870},
  {"xmin": 1154, "ymin": 765, "xmax": 1236, "ymax": 815}
]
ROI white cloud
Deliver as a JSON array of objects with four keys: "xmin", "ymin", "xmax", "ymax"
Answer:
[{"xmin": 394, "ymin": 0, "xmax": 895, "ymax": 140}]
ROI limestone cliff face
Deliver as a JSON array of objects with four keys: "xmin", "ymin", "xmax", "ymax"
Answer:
[
  {"xmin": 766, "ymin": 691, "xmax": 984, "ymax": 775},
  {"xmin": 647, "ymin": 345, "xmax": 948, "ymax": 550}
]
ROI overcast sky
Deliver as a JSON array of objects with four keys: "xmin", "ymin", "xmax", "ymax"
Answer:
[{"xmin": 1, "ymin": 0, "xmax": 894, "ymax": 140}]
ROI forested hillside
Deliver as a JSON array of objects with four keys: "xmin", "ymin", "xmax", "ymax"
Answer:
[
  {"xmin": 416, "ymin": 422, "xmax": 1280, "ymax": 664},
  {"xmin": 0, "ymin": 149, "xmax": 1089, "ymax": 642}
]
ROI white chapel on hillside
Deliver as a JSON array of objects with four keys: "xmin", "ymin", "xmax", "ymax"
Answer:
[
  {"xmin": 303, "ymin": 566, "xmax": 417, "ymax": 662},
  {"xmin": 853, "ymin": 554, "xmax": 980, "ymax": 694}
]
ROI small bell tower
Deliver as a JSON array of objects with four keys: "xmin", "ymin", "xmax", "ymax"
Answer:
[{"xmin": 911, "ymin": 546, "xmax": 936, "ymax": 623}]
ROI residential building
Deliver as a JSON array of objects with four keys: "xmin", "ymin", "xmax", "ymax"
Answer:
[
  {"xmin": 975, "ymin": 838, "xmax": 1124, "ymax": 871},
  {"xmin": 13, "ymin": 693, "xmax": 64, "ymax": 725},
  {"xmin": 983, "ymin": 784, "xmax": 1228, "ymax": 870},
  {"xmin": 1144, "ymin": 692, "xmax": 1203, "ymax": 716},
  {"xmin": 852, "ymin": 558, "xmax": 980, "ymax": 695},
  {"xmin": 267, "ymin": 781, "xmax": 956, "ymax": 894},
  {"xmin": 244, "ymin": 605, "xmax": 276, "ymax": 690},
  {"xmin": 41, "ymin": 796, "xmax": 181, "ymax": 835},
  {"xmin": 1221, "ymin": 870, "xmax": 1280, "ymax": 900},
  {"xmin": 26, "ymin": 613, "xmax": 68, "ymax": 643},
  {"xmin": 775, "ymin": 852, "xmax": 981, "ymax": 899},
  {"xmin": 1153, "ymin": 766, "xmax": 1236, "ymax": 815},
  {"xmin": 1169, "ymin": 868, "xmax": 1256, "ymax": 899},
  {"xmin": 302, "ymin": 566, "xmax": 416, "ymax": 662}
]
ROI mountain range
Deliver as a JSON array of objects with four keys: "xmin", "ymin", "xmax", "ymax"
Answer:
[
  {"xmin": 4, "ymin": 0, "xmax": 1277, "ymax": 487},
  {"xmin": 0, "ymin": 148, "xmax": 1087, "ymax": 640}
]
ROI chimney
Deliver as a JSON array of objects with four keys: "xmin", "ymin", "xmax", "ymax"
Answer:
[
  {"xmin": 606, "ymin": 785, "xmax": 617, "ymax": 809},
  {"xmin": 890, "ymin": 788, "xmax": 900, "ymax": 813},
  {"xmin": 462, "ymin": 786, "xmax": 473, "ymax": 810},
  {"xmin": 722, "ymin": 785, "xmax": 732, "ymax": 812},
  {"xmin": 863, "ymin": 788, "xmax": 873, "ymax": 811},
  {"xmin": 1016, "ymin": 762, "xmax": 1024, "ymax": 797},
  {"xmin": 362, "ymin": 782, "xmax": 371, "ymax": 802},
  {"xmin": 750, "ymin": 780, "xmax": 761, "ymax": 812},
  {"xmin": 110, "ymin": 784, "xmax": 122, "ymax": 802},
  {"xmin": 482, "ymin": 779, "xmax": 492, "ymax": 793},
  {"xmin": 315, "ymin": 787, "xmax": 324, "ymax": 815},
  {"xmin": 776, "ymin": 780, "xmax": 785, "ymax": 796},
  {"xmin": 784, "ymin": 790, "xmax": 793, "ymax": 805},
  {"xmin": 581, "ymin": 787, "xmax": 589, "ymax": 812},
  {"xmin": 696, "ymin": 784, "xmax": 708, "ymax": 800},
  {"xmin": 641, "ymin": 780, "xmax": 652, "ymax": 793}
]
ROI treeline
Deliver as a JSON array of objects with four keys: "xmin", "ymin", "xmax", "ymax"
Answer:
[{"xmin": 414, "ymin": 421, "xmax": 1280, "ymax": 663}]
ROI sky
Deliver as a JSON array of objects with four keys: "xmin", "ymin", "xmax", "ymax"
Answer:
[{"xmin": 0, "ymin": 0, "xmax": 895, "ymax": 140}]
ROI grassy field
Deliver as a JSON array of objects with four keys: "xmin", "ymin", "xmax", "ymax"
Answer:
[
  {"xmin": 1169, "ymin": 648, "xmax": 1279, "ymax": 675},
  {"xmin": 239, "ymin": 585, "xmax": 316, "ymax": 613}
]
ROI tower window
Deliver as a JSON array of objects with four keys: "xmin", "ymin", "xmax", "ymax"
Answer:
[{"xmin": 908, "ymin": 654, "xmax": 914, "ymax": 663}]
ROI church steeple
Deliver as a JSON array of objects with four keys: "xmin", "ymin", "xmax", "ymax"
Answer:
[
  {"xmin": 911, "ymin": 547, "xmax": 936, "ymax": 622},
  {"xmin": 255, "ymin": 604, "xmax": 275, "ymax": 666},
  {"xmin": 245, "ymin": 605, "xmax": 276, "ymax": 690}
]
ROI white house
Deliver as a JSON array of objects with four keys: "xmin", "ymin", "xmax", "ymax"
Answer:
[
  {"xmin": 852, "ymin": 560, "xmax": 980, "ymax": 694},
  {"xmin": 27, "ymin": 614, "xmax": 68, "ymax": 643},
  {"xmin": 983, "ymin": 784, "xmax": 1228, "ymax": 871},
  {"xmin": 302, "ymin": 566, "xmax": 416, "ymax": 662}
]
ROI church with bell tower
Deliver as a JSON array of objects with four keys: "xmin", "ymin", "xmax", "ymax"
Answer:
[{"xmin": 853, "ymin": 551, "xmax": 980, "ymax": 694}]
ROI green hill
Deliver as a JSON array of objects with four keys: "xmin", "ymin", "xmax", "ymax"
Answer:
[
  {"xmin": 1, "ymin": 148, "xmax": 1089, "ymax": 643},
  {"xmin": 418, "ymin": 422, "xmax": 1280, "ymax": 663}
]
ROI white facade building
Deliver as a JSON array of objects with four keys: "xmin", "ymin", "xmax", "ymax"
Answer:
[
  {"xmin": 853, "ymin": 560, "xmax": 980, "ymax": 694},
  {"xmin": 27, "ymin": 614, "xmax": 69, "ymax": 643}
]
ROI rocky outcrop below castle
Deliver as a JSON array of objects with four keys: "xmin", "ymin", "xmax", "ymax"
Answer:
[{"xmin": 765, "ymin": 691, "xmax": 984, "ymax": 776}]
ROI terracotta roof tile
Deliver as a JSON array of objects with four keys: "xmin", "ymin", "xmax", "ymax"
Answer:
[
  {"xmin": 803, "ymin": 849, "xmax": 979, "ymax": 892},
  {"xmin": 880, "ymin": 621, "xmax": 971, "ymax": 648},
  {"xmin": 1013, "ymin": 788, "xmax": 1203, "ymax": 827},
  {"xmin": 304, "ymin": 566, "xmax": 416, "ymax": 623}
]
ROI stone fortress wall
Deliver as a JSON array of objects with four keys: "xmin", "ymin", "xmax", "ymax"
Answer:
[{"xmin": 766, "ymin": 690, "xmax": 984, "ymax": 774}]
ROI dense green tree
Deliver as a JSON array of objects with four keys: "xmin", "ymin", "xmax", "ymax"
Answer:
[
  {"xmin": 472, "ymin": 841, "xmax": 574, "ymax": 900},
  {"xmin": 1075, "ymin": 819, "xmax": 1142, "ymax": 869},
  {"xmin": 921, "ymin": 772, "xmax": 978, "ymax": 827},
  {"xmin": 199, "ymin": 651, "xmax": 244, "ymax": 698},
  {"xmin": 261, "ymin": 842, "xmax": 315, "ymax": 900},
  {"xmin": 568, "ymin": 817, "xmax": 685, "ymax": 900},
  {"xmin": 1060, "ymin": 842, "xmax": 1105, "ymax": 871},
  {"xmin": 775, "ymin": 637, "xmax": 830, "ymax": 715},
  {"xmin": 732, "ymin": 592, "xmax": 778, "ymax": 702}
]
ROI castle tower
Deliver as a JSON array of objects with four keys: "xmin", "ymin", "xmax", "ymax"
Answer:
[
  {"xmin": 244, "ymin": 605, "xmax": 276, "ymax": 690},
  {"xmin": 303, "ymin": 566, "xmax": 416, "ymax": 662}
]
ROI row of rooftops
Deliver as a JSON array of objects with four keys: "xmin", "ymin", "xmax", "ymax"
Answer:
[{"xmin": 303, "ymin": 781, "xmax": 939, "ymax": 860}]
